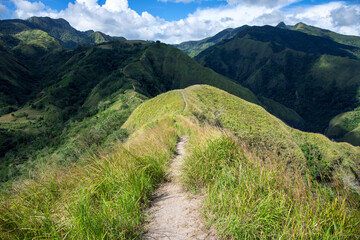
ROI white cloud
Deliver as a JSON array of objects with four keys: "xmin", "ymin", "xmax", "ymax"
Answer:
[
  {"xmin": 11, "ymin": 0, "xmax": 57, "ymax": 18},
  {"xmin": 0, "ymin": 3, "xmax": 9, "ymax": 19},
  {"xmin": 76, "ymin": 0, "xmax": 99, "ymax": 9},
  {"xmin": 102, "ymin": 0, "xmax": 128, "ymax": 12},
  {"xmin": 331, "ymin": 5, "xmax": 360, "ymax": 27},
  {"xmin": 281, "ymin": 2, "xmax": 360, "ymax": 36},
  {"xmin": 158, "ymin": 0, "xmax": 197, "ymax": 3},
  {"xmin": 227, "ymin": 0, "xmax": 299, "ymax": 8},
  {"xmin": 8, "ymin": 0, "xmax": 360, "ymax": 43}
]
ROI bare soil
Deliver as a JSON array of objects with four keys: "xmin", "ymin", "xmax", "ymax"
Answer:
[{"xmin": 143, "ymin": 137, "xmax": 217, "ymax": 240}]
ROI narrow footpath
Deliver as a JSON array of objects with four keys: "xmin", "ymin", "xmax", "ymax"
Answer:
[
  {"xmin": 143, "ymin": 137, "xmax": 217, "ymax": 240},
  {"xmin": 181, "ymin": 91, "xmax": 188, "ymax": 111}
]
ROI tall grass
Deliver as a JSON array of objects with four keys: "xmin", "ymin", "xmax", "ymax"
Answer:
[
  {"xmin": 0, "ymin": 118, "xmax": 178, "ymax": 239},
  {"xmin": 2, "ymin": 85, "xmax": 360, "ymax": 239},
  {"xmin": 183, "ymin": 133, "xmax": 360, "ymax": 239}
]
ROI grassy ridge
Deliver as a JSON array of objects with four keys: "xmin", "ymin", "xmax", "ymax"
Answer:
[
  {"xmin": 123, "ymin": 43, "xmax": 260, "ymax": 105},
  {"xmin": 0, "ymin": 89, "xmax": 185, "ymax": 239},
  {"xmin": 1, "ymin": 87, "xmax": 360, "ymax": 238},
  {"xmin": 293, "ymin": 22, "xmax": 360, "ymax": 50},
  {"xmin": 180, "ymin": 85, "xmax": 360, "ymax": 238},
  {"xmin": 195, "ymin": 26, "xmax": 360, "ymax": 138},
  {"xmin": 0, "ymin": 118, "xmax": 178, "ymax": 239},
  {"xmin": 174, "ymin": 25, "xmax": 248, "ymax": 57},
  {"xmin": 184, "ymin": 134, "xmax": 360, "ymax": 238}
]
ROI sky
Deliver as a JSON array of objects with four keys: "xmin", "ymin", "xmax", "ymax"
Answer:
[{"xmin": 0, "ymin": 0, "xmax": 359, "ymax": 43}]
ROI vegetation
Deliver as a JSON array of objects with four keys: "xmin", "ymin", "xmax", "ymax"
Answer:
[
  {"xmin": 195, "ymin": 25, "xmax": 360, "ymax": 144},
  {"xmin": 1, "ymin": 85, "xmax": 360, "ymax": 239},
  {"xmin": 181, "ymin": 86, "xmax": 360, "ymax": 239},
  {"xmin": 0, "ymin": 37, "xmax": 263, "ymax": 184},
  {"xmin": 1, "ymin": 16, "xmax": 360, "ymax": 239},
  {"xmin": 293, "ymin": 22, "xmax": 360, "ymax": 51},
  {"xmin": 174, "ymin": 25, "xmax": 248, "ymax": 57},
  {"xmin": 0, "ymin": 17, "xmax": 126, "ymax": 49}
]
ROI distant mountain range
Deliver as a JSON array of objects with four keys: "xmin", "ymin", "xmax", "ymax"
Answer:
[
  {"xmin": 175, "ymin": 22, "xmax": 360, "ymax": 145},
  {"xmin": 1, "ymin": 17, "xmax": 360, "ymax": 239},
  {"xmin": 0, "ymin": 16, "xmax": 126, "ymax": 49}
]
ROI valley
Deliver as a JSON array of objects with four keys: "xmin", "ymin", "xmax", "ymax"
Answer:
[{"xmin": 0, "ymin": 16, "xmax": 360, "ymax": 239}]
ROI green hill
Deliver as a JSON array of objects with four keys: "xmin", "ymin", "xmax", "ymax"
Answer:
[
  {"xmin": 0, "ymin": 46, "xmax": 36, "ymax": 112},
  {"xmin": 1, "ymin": 85, "xmax": 359, "ymax": 239},
  {"xmin": 195, "ymin": 25, "xmax": 360, "ymax": 144},
  {"xmin": 293, "ymin": 22, "xmax": 360, "ymax": 49},
  {"xmin": 0, "ymin": 17, "xmax": 126, "ymax": 49},
  {"xmin": 89, "ymin": 31, "xmax": 126, "ymax": 44},
  {"xmin": 0, "ymin": 40, "xmax": 266, "ymax": 183},
  {"xmin": 174, "ymin": 25, "xmax": 248, "ymax": 57}
]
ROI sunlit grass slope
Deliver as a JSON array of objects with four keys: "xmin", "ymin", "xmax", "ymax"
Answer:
[
  {"xmin": 0, "ymin": 90, "xmax": 183, "ymax": 239},
  {"xmin": 181, "ymin": 85, "xmax": 360, "ymax": 239},
  {"xmin": 1, "ymin": 85, "xmax": 359, "ymax": 239},
  {"xmin": 195, "ymin": 25, "xmax": 360, "ymax": 136}
]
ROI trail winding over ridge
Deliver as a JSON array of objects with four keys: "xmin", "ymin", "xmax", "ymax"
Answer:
[
  {"xmin": 181, "ymin": 91, "xmax": 188, "ymax": 111},
  {"xmin": 143, "ymin": 137, "xmax": 217, "ymax": 240}
]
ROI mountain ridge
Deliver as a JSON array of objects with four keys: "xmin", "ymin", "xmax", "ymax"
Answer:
[
  {"xmin": 194, "ymin": 24, "xmax": 360, "ymax": 145},
  {"xmin": 0, "ymin": 16, "xmax": 126, "ymax": 49}
]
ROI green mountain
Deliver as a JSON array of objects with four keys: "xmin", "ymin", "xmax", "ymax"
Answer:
[
  {"xmin": 195, "ymin": 25, "xmax": 360, "ymax": 145},
  {"xmin": 0, "ymin": 45, "xmax": 36, "ymax": 111},
  {"xmin": 293, "ymin": 22, "xmax": 360, "ymax": 49},
  {"xmin": 1, "ymin": 85, "xmax": 359, "ymax": 239},
  {"xmin": 1, "ymin": 17, "xmax": 360, "ymax": 239},
  {"xmin": 89, "ymin": 31, "xmax": 126, "ymax": 44},
  {"xmin": 0, "ymin": 17, "xmax": 126, "ymax": 49},
  {"xmin": 0, "ymin": 39, "xmax": 269, "ymax": 182},
  {"xmin": 175, "ymin": 22, "xmax": 360, "ymax": 59},
  {"xmin": 174, "ymin": 25, "xmax": 249, "ymax": 57}
]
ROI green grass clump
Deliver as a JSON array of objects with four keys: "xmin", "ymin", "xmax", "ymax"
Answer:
[
  {"xmin": 1, "ymin": 84, "xmax": 360, "ymax": 239},
  {"xmin": 183, "ymin": 134, "xmax": 360, "ymax": 239},
  {"xmin": 0, "ymin": 118, "xmax": 178, "ymax": 239}
]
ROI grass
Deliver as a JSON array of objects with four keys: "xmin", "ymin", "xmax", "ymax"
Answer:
[
  {"xmin": 0, "ymin": 86, "xmax": 185, "ymax": 239},
  {"xmin": 0, "ymin": 118, "xmax": 178, "ymax": 239},
  {"xmin": 1, "ymin": 85, "xmax": 360, "ymax": 239},
  {"xmin": 195, "ymin": 25, "xmax": 360, "ymax": 135},
  {"xmin": 183, "ymin": 135, "xmax": 360, "ymax": 239},
  {"xmin": 15, "ymin": 29, "xmax": 61, "ymax": 50},
  {"xmin": 180, "ymin": 85, "xmax": 360, "ymax": 239}
]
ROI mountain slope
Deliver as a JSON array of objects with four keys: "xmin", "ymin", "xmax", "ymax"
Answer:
[
  {"xmin": 293, "ymin": 22, "xmax": 360, "ymax": 49},
  {"xmin": 0, "ymin": 40, "xmax": 264, "ymax": 182},
  {"xmin": 0, "ymin": 46, "xmax": 36, "ymax": 112},
  {"xmin": 195, "ymin": 25, "xmax": 360, "ymax": 143},
  {"xmin": 174, "ymin": 25, "xmax": 248, "ymax": 57},
  {"xmin": 0, "ymin": 17, "xmax": 126, "ymax": 49},
  {"xmin": 1, "ymin": 85, "xmax": 359, "ymax": 239}
]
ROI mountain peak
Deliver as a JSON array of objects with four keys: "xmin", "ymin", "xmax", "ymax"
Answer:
[
  {"xmin": 26, "ymin": 16, "xmax": 72, "ymax": 30},
  {"xmin": 293, "ymin": 22, "xmax": 307, "ymax": 29},
  {"xmin": 276, "ymin": 22, "xmax": 287, "ymax": 29}
]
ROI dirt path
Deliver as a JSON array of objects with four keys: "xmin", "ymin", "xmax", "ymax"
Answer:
[
  {"xmin": 143, "ymin": 137, "xmax": 217, "ymax": 240},
  {"xmin": 181, "ymin": 91, "xmax": 188, "ymax": 111}
]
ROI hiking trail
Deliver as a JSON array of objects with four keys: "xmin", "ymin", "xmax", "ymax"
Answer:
[
  {"xmin": 143, "ymin": 136, "xmax": 217, "ymax": 240},
  {"xmin": 181, "ymin": 91, "xmax": 188, "ymax": 111}
]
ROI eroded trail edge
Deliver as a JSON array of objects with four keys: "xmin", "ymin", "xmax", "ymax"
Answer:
[{"xmin": 143, "ymin": 137, "xmax": 217, "ymax": 240}]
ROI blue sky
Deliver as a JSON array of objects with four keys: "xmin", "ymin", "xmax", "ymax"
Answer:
[{"xmin": 1, "ymin": 0, "xmax": 360, "ymax": 43}]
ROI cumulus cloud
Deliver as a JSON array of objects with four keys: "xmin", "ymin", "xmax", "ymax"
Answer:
[
  {"xmin": 11, "ymin": 0, "xmax": 57, "ymax": 18},
  {"xmin": 158, "ymin": 0, "xmax": 197, "ymax": 3},
  {"xmin": 7, "ymin": 0, "xmax": 360, "ymax": 43},
  {"xmin": 0, "ymin": 3, "xmax": 9, "ymax": 19},
  {"xmin": 281, "ymin": 2, "xmax": 360, "ymax": 36},
  {"xmin": 227, "ymin": 0, "xmax": 298, "ymax": 8},
  {"xmin": 331, "ymin": 5, "xmax": 360, "ymax": 27}
]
